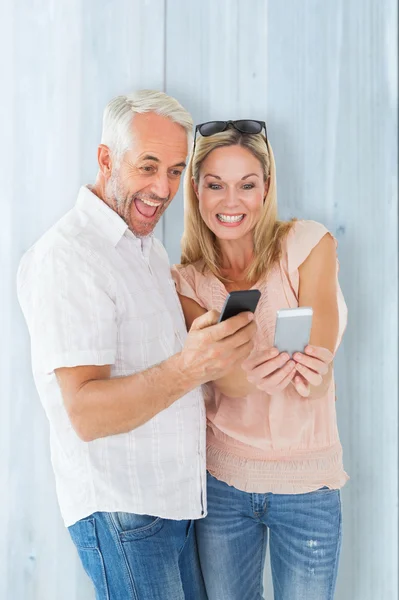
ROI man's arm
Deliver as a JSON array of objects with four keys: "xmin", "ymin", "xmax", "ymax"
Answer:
[
  {"xmin": 56, "ymin": 309, "xmax": 256, "ymax": 441},
  {"xmin": 56, "ymin": 355, "xmax": 196, "ymax": 442}
]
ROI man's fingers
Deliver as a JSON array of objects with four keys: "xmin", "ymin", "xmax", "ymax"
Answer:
[
  {"xmin": 219, "ymin": 321, "xmax": 257, "ymax": 351},
  {"xmin": 233, "ymin": 339, "xmax": 256, "ymax": 364},
  {"xmin": 190, "ymin": 309, "xmax": 220, "ymax": 331},
  {"xmin": 212, "ymin": 312, "xmax": 255, "ymax": 341}
]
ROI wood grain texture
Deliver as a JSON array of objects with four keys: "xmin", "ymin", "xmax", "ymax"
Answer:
[{"xmin": 0, "ymin": 0, "xmax": 397, "ymax": 598}]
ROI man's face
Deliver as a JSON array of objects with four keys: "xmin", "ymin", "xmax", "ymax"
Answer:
[{"xmin": 105, "ymin": 112, "xmax": 188, "ymax": 237}]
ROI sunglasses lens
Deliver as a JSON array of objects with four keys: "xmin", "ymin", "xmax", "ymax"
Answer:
[
  {"xmin": 198, "ymin": 121, "xmax": 227, "ymax": 137},
  {"xmin": 234, "ymin": 120, "xmax": 263, "ymax": 134}
]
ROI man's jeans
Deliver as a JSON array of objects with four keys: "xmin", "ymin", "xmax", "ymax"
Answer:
[
  {"xmin": 196, "ymin": 472, "xmax": 342, "ymax": 600},
  {"xmin": 68, "ymin": 511, "xmax": 207, "ymax": 600}
]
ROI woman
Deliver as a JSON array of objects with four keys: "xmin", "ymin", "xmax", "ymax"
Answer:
[{"xmin": 172, "ymin": 120, "xmax": 348, "ymax": 600}]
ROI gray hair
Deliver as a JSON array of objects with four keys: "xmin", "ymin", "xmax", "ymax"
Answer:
[{"xmin": 101, "ymin": 90, "xmax": 193, "ymax": 164}]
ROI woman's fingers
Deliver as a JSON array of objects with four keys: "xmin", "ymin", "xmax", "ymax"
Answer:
[
  {"xmin": 295, "ymin": 363, "xmax": 323, "ymax": 386},
  {"xmin": 304, "ymin": 345, "xmax": 334, "ymax": 364},
  {"xmin": 247, "ymin": 353, "xmax": 291, "ymax": 382},
  {"xmin": 293, "ymin": 352, "xmax": 329, "ymax": 375},
  {"xmin": 256, "ymin": 360, "xmax": 296, "ymax": 390},
  {"xmin": 292, "ymin": 373, "xmax": 310, "ymax": 397},
  {"xmin": 242, "ymin": 346, "xmax": 280, "ymax": 370}
]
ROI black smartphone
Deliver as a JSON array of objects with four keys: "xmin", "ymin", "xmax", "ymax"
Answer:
[{"xmin": 218, "ymin": 289, "xmax": 261, "ymax": 323}]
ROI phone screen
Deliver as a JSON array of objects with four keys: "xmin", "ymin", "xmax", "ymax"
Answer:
[{"xmin": 218, "ymin": 290, "xmax": 261, "ymax": 323}]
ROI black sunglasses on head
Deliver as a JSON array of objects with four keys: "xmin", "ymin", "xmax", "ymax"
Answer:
[{"xmin": 193, "ymin": 119, "xmax": 267, "ymax": 152}]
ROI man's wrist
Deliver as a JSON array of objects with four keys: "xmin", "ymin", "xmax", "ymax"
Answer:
[{"xmin": 168, "ymin": 351, "xmax": 203, "ymax": 392}]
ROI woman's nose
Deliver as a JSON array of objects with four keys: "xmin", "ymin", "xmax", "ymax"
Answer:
[{"xmin": 224, "ymin": 187, "xmax": 240, "ymax": 206}]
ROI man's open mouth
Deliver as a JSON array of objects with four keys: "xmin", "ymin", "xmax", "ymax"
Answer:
[{"xmin": 134, "ymin": 197, "xmax": 163, "ymax": 218}]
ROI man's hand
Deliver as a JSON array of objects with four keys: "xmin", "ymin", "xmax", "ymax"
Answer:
[{"xmin": 178, "ymin": 310, "xmax": 257, "ymax": 384}]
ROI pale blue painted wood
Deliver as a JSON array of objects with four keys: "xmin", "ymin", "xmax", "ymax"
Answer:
[
  {"xmin": 1, "ymin": 0, "xmax": 397, "ymax": 599},
  {"xmin": 266, "ymin": 2, "xmax": 398, "ymax": 598},
  {"xmin": 165, "ymin": 1, "xmax": 398, "ymax": 599},
  {"xmin": 1, "ymin": 1, "xmax": 165, "ymax": 599}
]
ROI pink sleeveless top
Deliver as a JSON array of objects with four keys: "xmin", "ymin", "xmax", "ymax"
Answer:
[{"xmin": 172, "ymin": 220, "xmax": 349, "ymax": 493}]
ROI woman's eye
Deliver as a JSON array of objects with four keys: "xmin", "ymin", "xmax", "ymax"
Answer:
[
  {"xmin": 242, "ymin": 183, "xmax": 255, "ymax": 190},
  {"xmin": 208, "ymin": 183, "xmax": 222, "ymax": 190}
]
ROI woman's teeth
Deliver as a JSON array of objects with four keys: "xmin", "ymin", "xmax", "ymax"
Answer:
[{"xmin": 217, "ymin": 214, "xmax": 245, "ymax": 223}]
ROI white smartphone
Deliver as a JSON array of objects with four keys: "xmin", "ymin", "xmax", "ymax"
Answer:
[{"xmin": 274, "ymin": 307, "xmax": 313, "ymax": 357}]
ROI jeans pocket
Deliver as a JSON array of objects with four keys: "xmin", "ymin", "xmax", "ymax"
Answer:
[
  {"xmin": 111, "ymin": 511, "xmax": 164, "ymax": 542},
  {"xmin": 68, "ymin": 517, "xmax": 109, "ymax": 600}
]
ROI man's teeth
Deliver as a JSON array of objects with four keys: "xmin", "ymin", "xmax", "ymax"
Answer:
[
  {"xmin": 140, "ymin": 198, "xmax": 161, "ymax": 207},
  {"xmin": 217, "ymin": 214, "xmax": 245, "ymax": 223}
]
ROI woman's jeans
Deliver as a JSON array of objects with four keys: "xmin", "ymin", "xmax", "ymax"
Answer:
[
  {"xmin": 196, "ymin": 472, "xmax": 342, "ymax": 600},
  {"xmin": 68, "ymin": 511, "xmax": 206, "ymax": 600}
]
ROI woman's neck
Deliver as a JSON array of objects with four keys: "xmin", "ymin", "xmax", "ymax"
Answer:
[{"xmin": 218, "ymin": 237, "xmax": 255, "ymax": 283}]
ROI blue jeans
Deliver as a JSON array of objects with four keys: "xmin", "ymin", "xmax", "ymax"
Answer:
[
  {"xmin": 196, "ymin": 472, "xmax": 342, "ymax": 600},
  {"xmin": 68, "ymin": 511, "xmax": 207, "ymax": 600}
]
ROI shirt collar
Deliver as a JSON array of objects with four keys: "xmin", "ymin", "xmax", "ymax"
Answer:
[{"xmin": 76, "ymin": 186, "xmax": 153, "ymax": 253}]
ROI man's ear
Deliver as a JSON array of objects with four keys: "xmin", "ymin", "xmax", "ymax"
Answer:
[
  {"xmin": 98, "ymin": 145, "xmax": 113, "ymax": 179},
  {"xmin": 191, "ymin": 177, "xmax": 199, "ymax": 199}
]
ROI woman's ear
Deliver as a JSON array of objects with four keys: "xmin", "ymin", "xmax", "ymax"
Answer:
[
  {"xmin": 263, "ymin": 176, "xmax": 270, "ymax": 202},
  {"xmin": 191, "ymin": 177, "xmax": 199, "ymax": 199}
]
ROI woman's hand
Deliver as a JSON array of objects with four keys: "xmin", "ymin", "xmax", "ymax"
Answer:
[
  {"xmin": 242, "ymin": 347, "xmax": 297, "ymax": 394},
  {"xmin": 291, "ymin": 345, "xmax": 333, "ymax": 398}
]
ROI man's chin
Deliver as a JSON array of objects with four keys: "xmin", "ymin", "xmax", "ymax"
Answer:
[{"xmin": 128, "ymin": 218, "xmax": 159, "ymax": 238}]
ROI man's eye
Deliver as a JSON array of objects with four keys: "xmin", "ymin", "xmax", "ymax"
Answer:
[
  {"xmin": 142, "ymin": 165, "xmax": 155, "ymax": 173},
  {"xmin": 170, "ymin": 170, "xmax": 183, "ymax": 177}
]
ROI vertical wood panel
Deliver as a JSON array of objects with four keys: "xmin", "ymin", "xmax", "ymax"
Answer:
[
  {"xmin": 3, "ymin": 1, "xmax": 165, "ymax": 599},
  {"xmin": 1, "ymin": 1, "xmax": 397, "ymax": 598},
  {"xmin": 164, "ymin": 0, "xmax": 268, "ymax": 264},
  {"xmin": 266, "ymin": 1, "xmax": 398, "ymax": 597}
]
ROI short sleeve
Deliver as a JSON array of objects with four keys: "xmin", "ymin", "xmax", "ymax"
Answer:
[
  {"xmin": 286, "ymin": 220, "xmax": 332, "ymax": 276},
  {"xmin": 17, "ymin": 245, "xmax": 117, "ymax": 374},
  {"xmin": 170, "ymin": 264, "xmax": 207, "ymax": 309}
]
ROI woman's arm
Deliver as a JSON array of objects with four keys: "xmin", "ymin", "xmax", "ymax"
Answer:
[
  {"xmin": 177, "ymin": 293, "xmax": 256, "ymax": 397},
  {"xmin": 293, "ymin": 233, "xmax": 339, "ymax": 398}
]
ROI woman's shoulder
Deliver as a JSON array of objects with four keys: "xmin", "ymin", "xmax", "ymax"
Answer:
[
  {"xmin": 172, "ymin": 259, "xmax": 206, "ymax": 282},
  {"xmin": 171, "ymin": 260, "xmax": 211, "ymax": 305},
  {"xmin": 284, "ymin": 219, "xmax": 335, "ymax": 274}
]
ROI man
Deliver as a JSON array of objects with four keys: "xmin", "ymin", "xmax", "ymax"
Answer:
[{"xmin": 17, "ymin": 90, "xmax": 255, "ymax": 600}]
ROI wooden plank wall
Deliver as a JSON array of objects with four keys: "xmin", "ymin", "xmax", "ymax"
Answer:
[{"xmin": 1, "ymin": 1, "xmax": 397, "ymax": 598}]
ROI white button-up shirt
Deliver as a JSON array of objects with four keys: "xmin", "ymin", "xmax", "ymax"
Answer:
[{"xmin": 17, "ymin": 186, "xmax": 207, "ymax": 527}]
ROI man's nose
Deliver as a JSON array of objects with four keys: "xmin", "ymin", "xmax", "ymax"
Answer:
[{"xmin": 151, "ymin": 172, "xmax": 170, "ymax": 200}]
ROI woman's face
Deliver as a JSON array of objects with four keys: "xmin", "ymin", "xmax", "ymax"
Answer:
[{"xmin": 194, "ymin": 145, "xmax": 268, "ymax": 242}]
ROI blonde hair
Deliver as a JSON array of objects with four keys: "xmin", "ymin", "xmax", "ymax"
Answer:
[{"xmin": 181, "ymin": 128, "xmax": 295, "ymax": 283}]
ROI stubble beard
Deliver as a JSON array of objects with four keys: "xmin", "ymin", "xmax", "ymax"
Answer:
[{"xmin": 105, "ymin": 171, "xmax": 170, "ymax": 238}]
